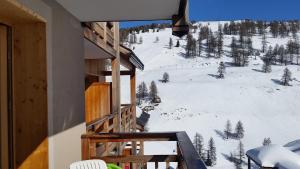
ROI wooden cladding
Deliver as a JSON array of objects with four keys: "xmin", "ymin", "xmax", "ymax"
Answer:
[
  {"xmin": 85, "ymin": 83, "xmax": 112, "ymax": 124},
  {"xmin": 13, "ymin": 22, "xmax": 48, "ymax": 169}
]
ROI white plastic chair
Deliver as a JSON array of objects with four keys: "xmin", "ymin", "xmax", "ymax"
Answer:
[{"xmin": 70, "ymin": 160, "xmax": 107, "ymax": 169}]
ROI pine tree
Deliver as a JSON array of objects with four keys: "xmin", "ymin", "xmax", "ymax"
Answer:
[
  {"xmin": 186, "ymin": 34, "xmax": 193, "ymax": 58},
  {"xmin": 237, "ymin": 141, "xmax": 245, "ymax": 164},
  {"xmin": 193, "ymin": 133, "xmax": 205, "ymax": 159},
  {"xmin": 235, "ymin": 121, "xmax": 244, "ymax": 139},
  {"xmin": 281, "ymin": 68, "xmax": 292, "ymax": 86},
  {"xmin": 133, "ymin": 33, "xmax": 137, "ymax": 44},
  {"xmin": 149, "ymin": 81, "xmax": 158, "ymax": 101},
  {"xmin": 198, "ymin": 32, "xmax": 203, "ymax": 57},
  {"xmin": 136, "ymin": 82, "xmax": 148, "ymax": 104},
  {"xmin": 262, "ymin": 46, "xmax": 273, "ymax": 73},
  {"xmin": 139, "ymin": 36, "xmax": 143, "ymax": 44},
  {"xmin": 217, "ymin": 62, "xmax": 226, "ymax": 79},
  {"xmin": 262, "ymin": 33, "xmax": 267, "ymax": 53},
  {"xmin": 175, "ymin": 40, "xmax": 180, "ymax": 47},
  {"xmin": 216, "ymin": 24, "xmax": 224, "ymax": 58},
  {"xmin": 169, "ymin": 38, "xmax": 173, "ymax": 49},
  {"xmin": 262, "ymin": 59, "xmax": 272, "ymax": 73},
  {"xmin": 231, "ymin": 37, "xmax": 239, "ymax": 65},
  {"xmin": 246, "ymin": 37, "xmax": 253, "ymax": 56},
  {"xmin": 208, "ymin": 137, "xmax": 217, "ymax": 166},
  {"xmin": 224, "ymin": 120, "xmax": 232, "ymax": 139},
  {"xmin": 162, "ymin": 72, "xmax": 170, "ymax": 83},
  {"xmin": 278, "ymin": 45, "xmax": 286, "ymax": 65},
  {"xmin": 263, "ymin": 137, "xmax": 272, "ymax": 146}
]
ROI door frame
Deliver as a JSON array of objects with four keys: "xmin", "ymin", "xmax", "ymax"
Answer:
[{"xmin": 0, "ymin": 23, "xmax": 13, "ymax": 169}]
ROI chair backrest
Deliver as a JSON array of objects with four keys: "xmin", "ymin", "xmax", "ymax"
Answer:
[{"xmin": 70, "ymin": 160, "xmax": 107, "ymax": 169}]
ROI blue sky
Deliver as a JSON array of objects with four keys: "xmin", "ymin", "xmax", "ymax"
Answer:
[{"xmin": 121, "ymin": 0, "xmax": 300, "ymax": 28}]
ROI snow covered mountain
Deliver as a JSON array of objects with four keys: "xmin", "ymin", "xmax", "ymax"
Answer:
[{"xmin": 121, "ymin": 21, "xmax": 300, "ymax": 169}]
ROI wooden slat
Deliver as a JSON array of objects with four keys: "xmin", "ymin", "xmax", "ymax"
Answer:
[
  {"xmin": 93, "ymin": 155, "xmax": 178, "ymax": 163},
  {"xmin": 85, "ymin": 83, "xmax": 111, "ymax": 124},
  {"xmin": 82, "ymin": 132, "xmax": 178, "ymax": 142}
]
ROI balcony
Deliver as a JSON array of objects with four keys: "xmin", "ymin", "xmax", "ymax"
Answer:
[
  {"xmin": 83, "ymin": 22, "xmax": 117, "ymax": 57},
  {"xmin": 81, "ymin": 132, "xmax": 207, "ymax": 169}
]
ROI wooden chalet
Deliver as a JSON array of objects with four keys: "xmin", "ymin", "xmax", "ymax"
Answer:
[{"xmin": 0, "ymin": 0, "xmax": 206, "ymax": 169}]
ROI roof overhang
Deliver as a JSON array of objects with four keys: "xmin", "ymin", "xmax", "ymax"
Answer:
[
  {"xmin": 84, "ymin": 38, "xmax": 114, "ymax": 59},
  {"xmin": 55, "ymin": 0, "xmax": 189, "ymax": 37},
  {"xmin": 120, "ymin": 45, "xmax": 144, "ymax": 71}
]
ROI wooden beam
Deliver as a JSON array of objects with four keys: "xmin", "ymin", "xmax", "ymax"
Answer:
[
  {"xmin": 93, "ymin": 155, "xmax": 178, "ymax": 163},
  {"xmin": 101, "ymin": 70, "xmax": 132, "ymax": 76}
]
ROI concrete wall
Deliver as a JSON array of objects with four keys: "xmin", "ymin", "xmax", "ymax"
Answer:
[{"xmin": 16, "ymin": 0, "xmax": 86, "ymax": 168}]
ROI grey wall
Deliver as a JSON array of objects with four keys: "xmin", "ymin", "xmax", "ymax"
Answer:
[
  {"xmin": 16, "ymin": 0, "xmax": 86, "ymax": 168},
  {"xmin": 42, "ymin": 0, "xmax": 85, "ymax": 136}
]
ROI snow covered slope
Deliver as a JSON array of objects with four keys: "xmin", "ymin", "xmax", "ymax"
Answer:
[{"xmin": 121, "ymin": 21, "xmax": 300, "ymax": 169}]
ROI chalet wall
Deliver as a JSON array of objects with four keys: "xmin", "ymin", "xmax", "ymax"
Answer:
[{"xmin": 15, "ymin": 0, "xmax": 86, "ymax": 169}]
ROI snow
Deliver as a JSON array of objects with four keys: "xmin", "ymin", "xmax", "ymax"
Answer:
[
  {"xmin": 284, "ymin": 140, "xmax": 300, "ymax": 155},
  {"xmin": 121, "ymin": 21, "xmax": 300, "ymax": 169},
  {"xmin": 246, "ymin": 145, "xmax": 300, "ymax": 168}
]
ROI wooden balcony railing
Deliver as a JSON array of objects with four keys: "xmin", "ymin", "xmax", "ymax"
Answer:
[
  {"xmin": 86, "ymin": 104, "xmax": 135, "ymax": 134},
  {"xmin": 83, "ymin": 22, "xmax": 116, "ymax": 57},
  {"xmin": 81, "ymin": 132, "xmax": 207, "ymax": 169}
]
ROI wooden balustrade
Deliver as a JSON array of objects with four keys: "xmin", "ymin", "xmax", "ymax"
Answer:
[
  {"xmin": 86, "ymin": 104, "xmax": 135, "ymax": 133},
  {"xmin": 81, "ymin": 132, "xmax": 207, "ymax": 169}
]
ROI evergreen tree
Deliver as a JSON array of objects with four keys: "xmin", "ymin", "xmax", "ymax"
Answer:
[
  {"xmin": 263, "ymin": 137, "xmax": 272, "ymax": 146},
  {"xmin": 175, "ymin": 40, "xmax": 180, "ymax": 47},
  {"xmin": 149, "ymin": 81, "xmax": 158, "ymax": 101},
  {"xmin": 261, "ymin": 33, "xmax": 267, "ymax": 53},
  {"xmin": 133, "ymin": 33, "xmax": 137, "ymax": 43},
  {"xmin": 224, "ymin": 120, "xmax": 232, "ymax": 139},
  {"xmin": 162, "ymin": 72, "xmax": 170, "ymax": 83},
  {"xmin": 136, "ymin": 82, "xmax": 148, "ymax": 104},
  {"xmin": 246, "ymin": 37, "xmax": 253, "ymax": 56},
  {"xmin": 237, "ymin": 141, "xmax": 245, "ymax": 164},
  {"xmin": 231, "ymin": 37, "xmax": 239, "ymax": 65},
  {"xmin": 186, "ymin": 34, "xmax": 193, "ymax": 58},
  {"xmin": 193, "ymin": 133, "xmax": 205, "ymax": 159},
  {"xmin": 281, "ymin": 68, "xmax": 292, "ymax": 86},
  {"xmin": 169, "ymin": 38, "xmax": 173, "ymax": 49},
  {"xmin": 206, "ymin": 31, "xmax": 217, "ymax": 57},
  {"xmin": 217, "ymin": 62, "xmax": 226, "ymax": 79},
  {"xmin": 262, "ymin": 46, "xmax": 273, "ymax": 73},
  {"xmin": 216, "ymin": 25, "xmax": 224, "ymax": 58},
  {"xmin": 139, "ymin": 36, "xmax": 143, "ymax": 44},
  {"xmin": 278, "ymin": 45, "xmax": 286, "ymax": 65},
  {"xmin": 208, "ymin": 137, "xmax": 217, "ymax": 166},
  {"xmin": 198, "ymin": 32, "xmax": 203, "ymax": 57},
  {"xmin": 186, "ymin": 34, "xmax": 197, "ymax": 58},
  {"xmin": 287, "ymin": 40, "xmax": 295, "ymax": 64},
  {"xmin": 235, "ymin": 121, "xmax": 244, "ymax": 139},
  {"xmin": 254, "ymin": 50, "xmax": 260, "ymax": 60}
]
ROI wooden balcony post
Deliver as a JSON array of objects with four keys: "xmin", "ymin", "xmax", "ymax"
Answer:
[
  {"xmin": 131, "ymin": 68, "xmax": 137, "ymax": 169},
  {"xmin": 82, "ymin": 137, "xmax": 96, "ymax": 160},
  {"xmin": 111, "ymin": 36, "xmax": 121, "ymax": 154}
]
